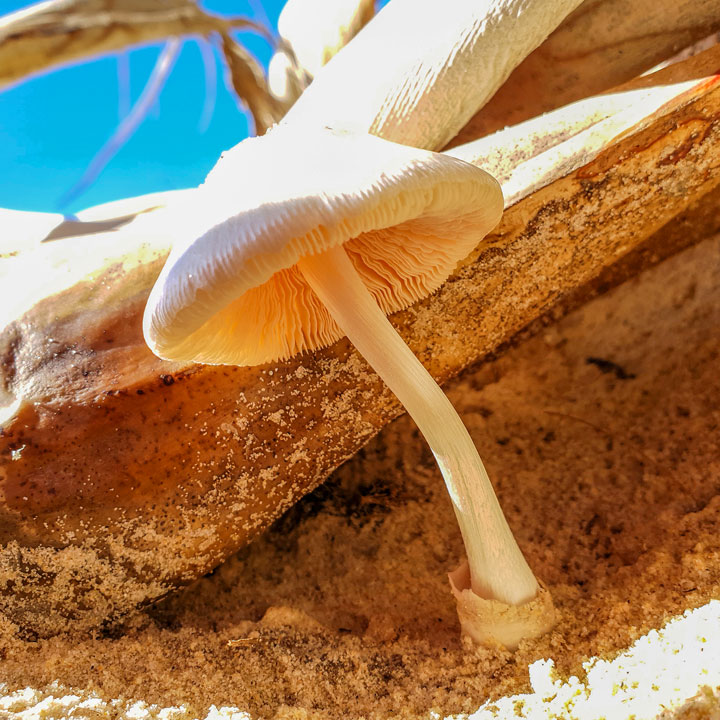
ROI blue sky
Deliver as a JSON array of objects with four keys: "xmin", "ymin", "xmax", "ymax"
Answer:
[{"xmin": 0, "ymin": 0, "xmax": 287, "ymax": 213}]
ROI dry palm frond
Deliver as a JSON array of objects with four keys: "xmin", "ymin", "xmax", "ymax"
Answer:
[
  {"xmin": 0, "ymin": 0, "xmax": 286, "ymax": 205},
  {"xmin": 219, "ymin": 32, "xmax": 284, "ymax": 136},
  {"xmin": 0, "ymin": 0, "xmax": 271, "ymax": 90}
]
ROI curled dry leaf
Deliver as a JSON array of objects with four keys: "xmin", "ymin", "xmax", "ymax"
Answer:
[{"xmin": 2, "ymin": 48, "xmax": 720, "ymax": 635}]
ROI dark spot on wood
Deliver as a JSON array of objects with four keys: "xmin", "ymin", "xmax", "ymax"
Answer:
[
  {"xmin": 586, "ymin": 356, "xmax": 636, "ymax": 380},
  {"xmin": 585, "ymin": 513, "xmax": 600, "ymax": 535}
]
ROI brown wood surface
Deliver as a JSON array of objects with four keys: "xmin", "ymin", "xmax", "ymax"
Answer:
[{"xmin": 2, "ymin": 55, "xmax": 720, "ymax": 636}]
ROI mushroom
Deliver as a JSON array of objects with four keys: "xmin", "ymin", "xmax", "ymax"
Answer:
[{"xmin": 143, "ymin": 126, "xmax": 555, "ymax": 648}]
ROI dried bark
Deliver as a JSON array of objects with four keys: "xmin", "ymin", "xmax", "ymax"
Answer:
[
  {"xmin": 2, "ymin": 49, "xmax": 720, "ymax": 635},
  {"xmin": 448, "ymin": 0, "xmax": 720, "ymax": 147},
  {"xmin": 283, "ymin": 0, "xmax": 587, "ymax": 152}
]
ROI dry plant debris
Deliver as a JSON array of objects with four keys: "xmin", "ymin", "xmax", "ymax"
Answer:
[
  {"xmin": 0, "ymin": 0, "xmax": 279, "ymax": 137},
  {"xmin": 219, "ymin": 32, "xmax": 283, "ymax": 136},
  {"xmin": 449, "ymin": 0, "xmax": 720, "ymax": 146}
]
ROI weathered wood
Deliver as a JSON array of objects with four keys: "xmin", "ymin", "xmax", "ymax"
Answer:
[
  {"xmin": 2, "ymin": 51, "xmax": 720, "ymax": 635},
  {"xmin": 453, "ymin": 45, "xmax": 720, "ymax": 205},
  {"xmin": 449, "ymin": 0, "xmax": 720, "ymax": 147},
  {"xmin": 284, "ymin": 0, "xmax": 586, "ymax": 151}
]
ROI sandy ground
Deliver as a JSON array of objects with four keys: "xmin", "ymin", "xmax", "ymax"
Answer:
[{"xmin": 1, "ymin": 234, "xmax": 719, "ymax": 719}]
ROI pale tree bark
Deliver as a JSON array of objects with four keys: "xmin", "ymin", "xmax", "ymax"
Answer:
[
  {"xmin": 283, "ymin": 0, "xmax": 587, "ymax": 150},
  {"xmin": 449, "ymin": 0, "xmax": 720, "ymax": 146}
]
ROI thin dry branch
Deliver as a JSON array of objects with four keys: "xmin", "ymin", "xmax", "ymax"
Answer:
[
  {"xmin": 2, "ymin": 48, "xmax": 720, "ymax": 635},
  {"xmin": 0, "ymin": 0, "xmax": 282, "ymax": 196},
  {"xmin": 61, "ymin": 38, "xmax": 182, "ymax": 208},
  {"xmin": 0, "ymin": 0, "xmax": 270, "ymax": 90}
]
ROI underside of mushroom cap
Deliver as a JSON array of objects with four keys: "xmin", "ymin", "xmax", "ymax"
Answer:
[{"xmin": 144, "ymin": 126, "xmax": 503, "ymax": 366}]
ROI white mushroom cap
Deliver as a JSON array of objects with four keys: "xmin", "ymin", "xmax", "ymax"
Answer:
[{"xmin": 144, "ymin": 126, "xmax": 503, "ymax": 366}]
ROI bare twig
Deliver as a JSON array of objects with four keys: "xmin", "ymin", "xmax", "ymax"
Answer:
[
  {"xmin": 544, "ymin": 410, "xmax": 611, "ymax": 438},
  {"xmin": 0, "ymin": 0, "xmax": 284, "ymax": 205}
]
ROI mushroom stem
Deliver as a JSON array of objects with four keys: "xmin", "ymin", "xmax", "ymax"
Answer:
[{"xmin": 298, "ymin": 244, "xmax": 538, "ymax": 607}]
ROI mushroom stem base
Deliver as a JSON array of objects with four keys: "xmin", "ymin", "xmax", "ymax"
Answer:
[
  {"xmin": 298, "ymin": 244, "xmax": 539, "ymax": 608},
  {"xmin": 449, "ymin": 560, "xmax": 556, "ymax": 651}
]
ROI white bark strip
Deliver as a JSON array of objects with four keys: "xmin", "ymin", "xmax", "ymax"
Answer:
[
  {"xmin": 450, "ymin": 0, "xmax": 720, "ymax": 145},
  {"xmin": 284, "ymin": 0, "xmax": 587, "ymax": 150}
]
